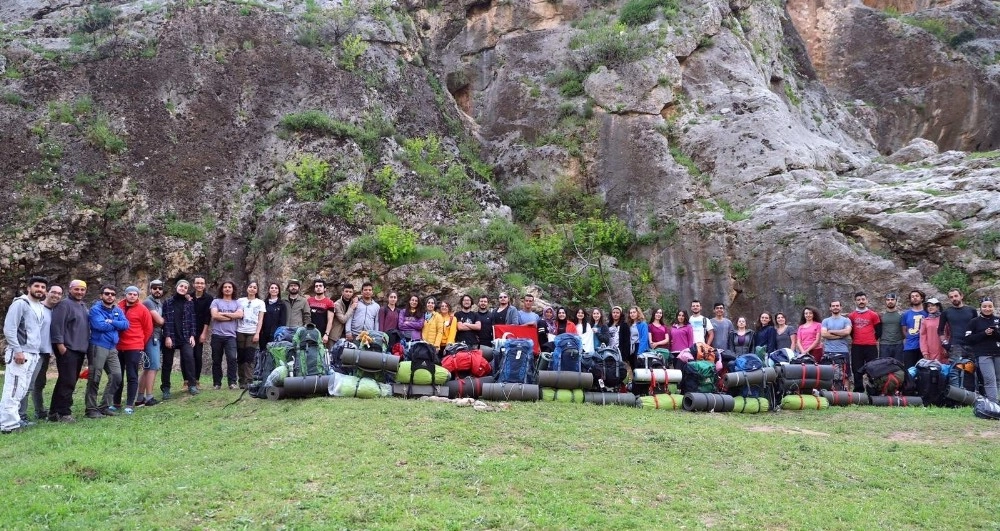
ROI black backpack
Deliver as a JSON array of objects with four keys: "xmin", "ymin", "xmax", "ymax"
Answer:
[
  {"xmin": 405, "ymin": 340, "xmax": 441, "ymax": 380},
  {"xmin": 914, "ymin": 359, "xmax": 948, "ymax": 406},
  {"xmin": 582, "ymin": 346, "xmax": 627, "ymax": 391},
  {"xmin": 861, "ymin": 357, "xmax": 911, "ymax": 396}
]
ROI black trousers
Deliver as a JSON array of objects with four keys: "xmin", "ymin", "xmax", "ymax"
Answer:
[
  {"xmin": 161, "ymin": 342, "xmax": 196, "ymax": 391},
  {"xmin": 851, "ymin": 345, "xmax": 879, "ymax": 392},
  {"xmin": 193, "ymin": 341, "xmax": 205, "ymax": 383},
  {"xmin": 49, "ymin": 349, "xmax": 85, "ymax": 417}
]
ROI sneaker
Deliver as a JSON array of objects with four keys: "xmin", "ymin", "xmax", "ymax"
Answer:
[
  {"xmin": 188, "ymin": 386, "xmax": 200, "ymax": 395},
  {"xmin": 134, "ymin": 399, "xmax": 146, "ymax": 407},
  {"xmin": 229, "ymin": 383, "xmax": 238, "ymax": 390},
  {"xmin": 18, "ymin": 420, "xmax": 36, "ymax": 428},
  {"xmin": 213, "ymin": 385, "xmax": 222, "ymax": 390},
  {"xmin": 99, "ymin": 407, "xmax": 118, "ymax": 417},
  {"xmin": 112, "ymin": 404, "xmax": 122, "ymax": 410},
  {"xmin": 162, "ymin": 390, "xmax": 171, "ymax": 400},
  {"xmin": 36, "ymin": 410, "xmax": 48, "ymax": 420},
  {"xmin": 57, "ymin": 414, "xmax": 77, "ymax": 423},
  {"xmin": 144, "ymin": 398, "xmax": 160, "ymax": 407},
  {"xmin": 124, "ymin": 407, "xmax": 134, "ymax": 415},
  {"xmin": 85, "ymin": 410, "xmax": 105, "ymax": 419}
]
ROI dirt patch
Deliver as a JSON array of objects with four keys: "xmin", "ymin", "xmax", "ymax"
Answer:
[
  {"xmin": 746, "ymin": 426, "xmax": 830, "ymax": 437},
  {"xmin": 887, "ymin": 431, "xmax": 931, "ymax": 443}
]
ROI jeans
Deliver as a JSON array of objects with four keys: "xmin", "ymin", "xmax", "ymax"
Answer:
[
  {"xmin": 113, "ymin": 350, "xmax": 142, "ymax": 407},
  {"xmin": 50, "ymin": 349, "xmax": 85, "ymax": 417},
  {"xmin": 978, "ymin": 356, "xmax": 1000, "ymax": 402},
  {"xmin": 898, "ymin": 349, "xmax": 922, "ymax": 370},
  {"xmin": 85, "ymin": 345, "xmax": 122, "ymax": 412},
  {"xmin": 161, "ymin": 340, "xmax": 196, "ymax": 392},
  {"xmin": 851, "ymin": 345, "xmax": 878, "ymax": 393},
  {"xmin": 19, "ymin": 352, "xmax": 49, "ymax": 420},
  {"xmin": 1, "ymin": 351, "xmax": 39, "ymax": 431},
  {"xmin": 211, "ymin": 335, "xmax": 238, "ymax": 386},
  {"xmin": 879, "ymin": 342, "xmax": 902, "ymax": 360}
]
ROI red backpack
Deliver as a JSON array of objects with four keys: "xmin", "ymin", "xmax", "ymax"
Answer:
[{"xmin": 441, "ymin": 350, "xmax": 492, "ymax": 378}]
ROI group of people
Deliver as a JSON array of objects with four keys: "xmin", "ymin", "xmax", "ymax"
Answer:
[{"xmin": 3, "ymin": 273, "xmax": 999, "ymax": 433}]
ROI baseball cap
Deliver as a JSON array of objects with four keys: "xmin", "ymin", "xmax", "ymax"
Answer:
[
  {"xmin": 885, "ymin": 292, "xmax": 897, "ymax": 300},
  {"xmin": 927, "ymin": 297, "xmax": 940, "ymax": 305},
  {"xmin": 287, "ymin": 279, "xmax": 301, "ymax": 288},
  {"xmin": 149, "ymin": 279, "xmax": 164, "ymax": 287}
]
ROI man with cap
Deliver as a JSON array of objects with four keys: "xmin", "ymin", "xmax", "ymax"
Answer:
[
  {"xmin": 161, "ymin": 280, "xmax": 198, "ymax": 398},
  {"xmin": 879, "ymin": 292, "xmax": 903, "ymax": 360},
  {"xmin": 49, "ymin": 279, "xmax": 91, "ymax": 422},
  {"xmin": 138, "ymin": 280, "xmax": 165, "ymax": 406},
  {"xmin": 113, "ymin": 286, "xmax": 153, "ymax": 414},
  {"xmin": 285, "ymin": 279, "xmax": 310, "ymax": 329},
  {"xmin": 920, "ymin": 298, "xmax": 947, "ymax": 363},
  {"xmin": 2, "ymin": 276, "xmax": 49, "ymax": 433},
  {"xmin": 85, "ymin": 285, "xmax": 129, "ymax": 418}
]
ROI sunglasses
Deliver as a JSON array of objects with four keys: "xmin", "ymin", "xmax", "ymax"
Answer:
[{"xmin": 103, "ymin": 292, "xmax": 116, "ymax": 296}]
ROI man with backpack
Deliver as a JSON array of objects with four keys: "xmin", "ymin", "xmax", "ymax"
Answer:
[
  {"xmin": 689, "ymin": 300, "xmax": 714, "ymax": 346},
  {"xmin": 710, "ymin": 303, "xmax": 733, "ymax": 353},
  {"xmin": 2, "ymin": 276, "xmax": 49, "ymax": 433},
  {"xmin": 938, "ymin": 288, "xmax": 978, "ymax": 361},
  {"xmin": 308, "ymin": 279, "xmax": 336, "ymax": 346}
]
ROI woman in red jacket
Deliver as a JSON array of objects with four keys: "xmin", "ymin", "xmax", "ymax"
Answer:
[{"xmin": 115, "ymin": 286, "xmax": 153, "ymax": 414}]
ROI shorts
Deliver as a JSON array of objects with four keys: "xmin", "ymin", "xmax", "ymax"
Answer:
[
  {"xmin": 143, "ymin": 337, "xmax": 162, "ymax": 370},
  {"xmin": 237, "ymin": 332, "xmax": 258, "ymax": 350}
]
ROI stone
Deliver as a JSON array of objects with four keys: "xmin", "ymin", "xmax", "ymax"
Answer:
[{"xmin": 885, "ymin": 138, "xmax": 939, "ymax": 164}]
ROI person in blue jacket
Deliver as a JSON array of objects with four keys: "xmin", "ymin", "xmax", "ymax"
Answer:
[
  {"xmin": 86, "ymin": 285, "xmax": 129, "ymax": 418},
  {"xmin": 627, "ymin": 306, "xmax": 650, "ymax": 370}
]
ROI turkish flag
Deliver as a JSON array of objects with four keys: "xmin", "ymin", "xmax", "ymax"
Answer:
[{"xmin": 493, "ymin": 324, "xmax": 540, "ymax": 354}]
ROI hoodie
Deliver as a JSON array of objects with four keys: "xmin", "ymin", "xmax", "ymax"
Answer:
[
  {"xmin": 89, "ymin": 301, "xmax": 130, "ymax": 350},
  {"xmin": 118, "ymin": 299, "xmax": 153, "ymax": 351},
  {"xmin": 3, "ymin": 295, "xmax": 49, "ymax": 354}
]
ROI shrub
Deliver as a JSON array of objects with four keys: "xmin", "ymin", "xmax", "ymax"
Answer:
[
  {"xmin": 548, "ymin": 69, "xmax": 588, "ymax": 97},
  {"xmin": 78, "ymin": 5, "xmax": 118, "ymax": 33},
  {"xmin": 165, "ymin": 220, "xmax": 205, "ymax": 241},
  {"xmin": 86, "ymin": 113, "xmax": 126, "ymax": 153},
  {"xmin": 572, "ymin": 217, "xmax": 635, "ymax": 258},
  {"xmin": 619, "ymin": 0, "xmax": 677, "ymax": 27},
  {"xmin": 285, "ymin": 153, "xmax": 330, "ymax": 201},
  {"xmin": 929, "ymin": 263, "xmax": 969, "ymax": 294},
  {"xmin": 949, "ymin": 29, "xmax": 975, "ymax": 48},
  {"xmin": 373, "ymin": 224, "xmax": 418, "ymax": 264},
  {"xmin": 374, "ymin": 165, "xmax": 398, "ymax": 190},
  {"xmin": 569, "ymin": 22, "xmax": 650, "ymax": 70},
  {"xmin": 321, "ymin": 183, "xmax": 365, "ymax": 222},
  {"xmin": 339, "ymin": 34, "xmax": 368, "ymax": 71}
]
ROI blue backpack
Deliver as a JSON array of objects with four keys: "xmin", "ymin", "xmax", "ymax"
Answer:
[
  {"xmin": 494, "ymin": 338, "xmax": 537, "ymax": 384},
  {"xmin": 552, "ymin": 334, "xmax": 583, "ymax": 372},
  {"xmin": 732, "ymin": 353, "xmax": 765, "ymax": 398}
]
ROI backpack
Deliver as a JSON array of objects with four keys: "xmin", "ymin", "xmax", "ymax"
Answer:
[
  {"xmin": 356, "ymin": 330, "xmax": 390, "ymax": 353},
  {"xmin": 861, "ymin": 357, "xmax": 909, "ymax": 396},
  {"xmin": 791, "ymin": 352, "xmax": 818, "ymax": 365},
  {"xmin": 949, "ymin": 358, "xmax": 978, "ymax": 394},
  {"xmin": 633, "ymin": 351, "xmax": 670, "ymax": 395},
  {"xmin": 493, "ymin": 338, "xmax": 537, "ymax": 384},
  {"xmin": 822, "ymin": 352, "xmax": 850, "ymax": 391},
  {"xmin": 441, "ymin": 349, "xmax": 492, "ymax": 378},
  {"xmin": 914, "ymin": 359, "xmax": 948, "ymax": 406},
  {"xmin": 681, "ymin": 360, "xmax": 717, "ymax": 394},
  {"xmin": 405, "ymin": 340, "xmax": 441, "ymax": 378},
  {"xmin": 973, "ymin": 396, "xmax": 1000, "ymax": 420},
  {"xmin": 444, "ymin": 342, "xmax": 471, "ymax": 356},
  {"xmin": 582, "ymin": 346, "xmax": 627, "ymax": 391},
  {"xmin": 767, "ymin": 348, "xmax": 793, "ymax": 367},
  {"xmin": 292, "ymin": 324, "xmax": 329, "ymax": 377},
  {"xmin": 272, "ymin": 326, "xmax": 295, "ymax": 343},
  {"xmin": 692, "ymin": 343, "xmax": 716, "ymax": 364},
  {"xmin": 248, "ymin": 340, "xmax": 294, "ymax": 398},
  {"xmin": 328, "ymin": 339, "xmax": 351, "ymax": 375},
  {"xmin": 552, "ymin": 333, "xmax": 583, "ymax": 372},
  {"xmin": 731, "ymin": 353, "xmax": 767, "ymax": 398}
]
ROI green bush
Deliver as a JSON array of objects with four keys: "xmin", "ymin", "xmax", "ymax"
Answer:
[
  {"xmin": 374, "ymin": 165, "xmax": 398, "ymax": 190},
  {"xmin": 285, "ymin": 153, "xmax": 330, "ymax": 201},
  {"xmin": 165, "ymin": 220, "xmax": 205, "ymax": 242},
  {"xmin": 548, "ymin": 69, "xmax": 588, "ymax": 97},
  {"xmin": 501, "ymin": 185, "xmax": 543, "ymax": 224},
  {"xmin": 322, "ymin": 183, "xmax": 364, "ymax": 222},
  {"xmin": 619, "ymin": 0, "xmax": 677, "ymax": 27},
  {"xmin": 86, "ymin": 113, "xmax": 126, "ymax": 154},
  {"xmin": 569, "ymin": 22, "xmax": 650, "ymax": 70},
  {"xmin": 373, "ymin": 224, "xmax": 418, "ymax": 264},
  {"xmin": 572, "ymin": 217, "xmax": 635, "ymax": 258},
  {"xmin": 929, "ymin": 263, "xmax": 969, "ymax": 294},
  {"xmin": 78, "ymin": 5, "xmax": 118, "ymax": 33},
  {"xmin": 280, "ymin": 110, "xmax": 394, "ymax": 164},
  {"xmin": 339, "ymin": 34, "xmax": 368, "ymax": 71}
]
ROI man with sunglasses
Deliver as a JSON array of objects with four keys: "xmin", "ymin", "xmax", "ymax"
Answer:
[
  {"xmin": 85, "ymin": 285, "xmax": 129, "ymax": 419},
  {"xmin": 138, "ymin": 280, "xmax": 166, "ymax": 406},
  {"xmin": 493, "ymin": 292, "xmax": 519, "ymax": 326}
]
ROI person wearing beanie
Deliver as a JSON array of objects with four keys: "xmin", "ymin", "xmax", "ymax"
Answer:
[
  {"xmin": 114, "ymin": 286, "xmax": 153, "ymax": 413},
  {"xmin": 161, "ymin": 280, "xmax": 198, "ymax": 398}
]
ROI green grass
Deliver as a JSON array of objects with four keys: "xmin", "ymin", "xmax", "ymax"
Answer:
[{"xmin": 2, "ymin": 374, "xmax": 999, "ymax": 528}]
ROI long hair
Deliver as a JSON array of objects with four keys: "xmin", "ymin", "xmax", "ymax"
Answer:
[{"xmin": 800, "ymin": 306, "xmax": 820, "ymax": 325}]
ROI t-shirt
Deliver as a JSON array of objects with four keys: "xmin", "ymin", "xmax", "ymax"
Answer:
[
  {"xmin": 848, "ymin": 309, "xmax": 881, "ymax": 346},
  {"xmin": 476, "ymin": 310, "xmax": 495, "ymax": 345},
  {"xmin": 308, "ymin": 296, "xmax": 335, "ymax": 334},
  {"xmin": 797, "ymin": 322, "xmax": 822, "ymax": 352},
  {"xmin": 210, "ymin": 298, "xmax": 241, "ymax": 338},
  {"xmin": 880, "ymin": 311, "xmax": 903, "ymax": 344},
  {"xmin": 821, "ymin": 316, "xmax": 851, "ymax": 354},
  {"xmin": 710, "ymin": 318, "xmax": 732, "ymax": 351},
  {"xmin": 901, "ymin": 309, "xmax": 928, "ymax": 351},
  {"xmin": 454, "ymin": 310, "xmax": 480, "ymax": 345},
  {"xmin": 143, "ymin": 296, "xmax": 163, "ymax": 338},
  {"xmin": 776, "ymin": 325, "xmax": 797, "ymax": 350},
  {"xmin": 649, "ymin": 323, "xmax": 668, "ymax": 344},
  {"xmin": 517, "ymin": 310, "xmax": 538, "ymax": 326},
  {"xmin": 690, "ymin": 315, "xmax": 713, "ymax": 344},
  {"xmin": 939, "ymin": 305, "xmax": 978, "ymax": 346},
  {"xmin": 237, "ymin": 297, "xmax": 266, "ymax": 335}
]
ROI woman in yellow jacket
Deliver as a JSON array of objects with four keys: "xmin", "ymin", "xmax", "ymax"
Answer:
[{"xmin": 422, "ymin": 298, "xmax": 457, "ymax": 355}]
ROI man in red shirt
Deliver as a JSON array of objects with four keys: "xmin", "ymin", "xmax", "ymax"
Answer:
[
  {"xmin": 848, "ymin": 291, "xmax": 882, "ymax": 389},
  {"xmin": 115, "ymin": 286, "xmax": 153, "ymax": 414},
  {"xmin": 307, "ymin": 279, "xmax": 336, "ymax": 346}
]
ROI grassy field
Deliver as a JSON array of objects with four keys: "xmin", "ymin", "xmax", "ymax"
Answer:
[{"xmin": 2, "ymin": 372, "xmax": 999, "ymax": 530}]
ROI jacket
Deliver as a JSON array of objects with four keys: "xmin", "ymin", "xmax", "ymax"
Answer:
[
  {"xmin": 966, "ymin": 314, "xmax": 1000, "ymax": 356},
  {"xmin": 438, "ymin": 313, "xmax": 457, "ymax": 347},
  {"xmin": 3, "ymin": 295, "xmax": 49, "ymax": 354},
  {"xmin": 261, "ymin": 298, "xmax": 289, "ymax": 343},
  {"xmin": 398, "ymin": 310, "xmax": 425, "ymax": 341},
  {"xmin": 285, "ymin": 296, "xmax": 311, "ymax": 329},
  {"xmin": 633, "ymin": 321, "xmax": 649, "ymax": 355},
  {"xmin": 50, "ymin": 296, "xmax": 91, "ymax": 352},
  {"xmin": 89, "ymin": 301, "xmax": 130, "ymax": 350},
  {"xmin": 117, "ymin": 300, "xmax": 153, "ymax": 351},
  {"xmin": 378, "ymin": 305, "xmax": 401, "ymax": 334},
  {"xmin": 423, "ymin": 311, "xmax": 445, "ymax": 347},
  {"xmin": 920, "ymin": 314, "xmax": 946, "ymax": 362},
  {"xmin": 751, "ymin": 326, "xmax": 777, "ymax": 353},
  {"xmin": 332, "ymin": 297, "xmax": 355, "ymax": 340},
  {"xmin": 347, "ymin": 299, "xmax": 380, "ymax": 336},
  {"xmin": 728, "ymin": 329, "xmax": 756, "ymax": 355},
  {"xmin": 162, "ymin": 294, "xmax": 197, "ymax": 342}
]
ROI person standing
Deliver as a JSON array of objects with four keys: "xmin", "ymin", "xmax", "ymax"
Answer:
[
  {"xmin": 422, "ymin": 297, "xmax": 444, "ymax": 347},
  {"xmin": 879, "ymin": 293, "xmax": 903, "ymax": 360},
  {"xmin": 85, "ymin": 285, "xmax": 129, "ymax": 418},
  {"xmin": 920, "ymin": 298, "xmax": 947, "ymax": 363},
  {"xmin": 591, "ymin": 308, "xmax": 612, "ymax": 351},
  {"xmin": 848, "ymin": 292, "xmax": 881, "ymax": 390},
  {"xmin": 938, "ymin": 288, "xmax": 978, "ymax": 361},
  {"xmin": 398, "ymin": 294, "xmax": 425, "ymax": 344},
  {"xmin": 454, "ymin": 295, "xmax": 481, "ymax": 346},
  {"xmin": 795, "ymin": 307, "xmax": 823, "ymax": 361},
  {"xmin": 626, "ymin": 307, "xmax": 649, "ymax": 367},
  {"xmin": 668, "ymin": 311, "xmax": 695, "ymax": 355},
  {"xmin": 493, "ymin": 292, "xmax": 518, "ymax": 325},
  {"xmin": 138, "ymin": 280, "xmax": 165, "ymax": 407},
  {"xmin": 821, "ymin": 301, "xmax": 852, "ymax": 387},
  {"xmin": 475, "ymin": 296, "xmax": 495, "ymax": 347},
  {"xmin": 347, "ymin": 282, "xmax": 379, "ymax": 340},
  {"xmin": 190, "ymin": 276, "xmax": 214, "ymax": 389},
  {"xmin": 751, "ymin": 313, "xmax": 777, "ymax": 354},
  {"xmin": 518, "ymin": 295, "xmax": 539, "ymax": 326},
  {"xmin": 710, "ymin": 303, "xmax": 733, "ymax": 353},
  {"xmin": 900, "ymin": 290, "xmax": 928, "ymax": 369},
  {"xmin": 608, "ymin": 306, "xmax": 629, "ymax": 359},
  {"xmin": 236, "ymin": 281, "xmax": 266, "ymax": 389},
  {"xmin": 308, "ymin": 279, "xmax": 336, "ymax": 346},
  {"xmin": 260, "ymin": 282, "xmax": 288, "ymax": 351},
  {"xmin": 728, "ymin": 317, "xmax": 755, "ymax": 355},
  {"xmin": 689, "ymin": 300, "xmax": 714, "ymax": 346},
  {"xmin": 774, "ymin": 313, "xmax": 797, "ymax": 351},
  {"xmin": 377, "ymin": 291, "xmax": 402, "ymax": 348},
  {"xmin": 966, "ymin": 298, "xmax": 1000, "ymax": 401},
  {"xmin": 436, "ymin": 300, "xmax": 458, "ymax": 355},
  {"xmin": 161, "ymin": 280, "xmax": 198, "ymax": 398},
  {"xmin": 113, "ymin": 286, "xmax": 153, "ymax": 414},
  {"xmin": 284, "ymin": 279, "xmax": 311, "ymax": 329},
  {"xmin": 49, "ymin": 280, "xmax": 90, "ymax": 422},
  {"xmin": 22, "ymin": 284, "xmax": 61, "ymax": 422},
  {"xmin": 2, "ymin": 276, "xmax": 49, "ymax": 433},
  {"xmin": 209, "ymin": 281, "xmax": 242, "ymax": 390},
  {"xmin": 648, "ymin": 308, "xmax": 669, "ymax": 352},
  {"xmin": 332, "ymin": 283, "xmax": 356, "ymax": 341}
]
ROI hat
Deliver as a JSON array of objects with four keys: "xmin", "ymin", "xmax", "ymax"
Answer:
[
  {"xmin": 885, "ymin": 292, "xmax": 897, "ymax": 300},
  {"xmin": 287, "ymin": 279, "xmax": 301, "ymax": 288},
  {"xmin": 149, "ymin": 279, "xmax": 164, "ymax": 287},
  {"xmin": 927, "ymin": 297, "xmax": 941, "ymax": 305},
  {"xmin": 124, "ymin": 286, "xmax": 140, "ymax": 295}
]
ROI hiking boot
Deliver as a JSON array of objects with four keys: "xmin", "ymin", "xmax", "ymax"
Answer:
[
  {"xmin": 188, "ymin": 386, "xmax": 200, "ymax": 395},
  {"xmin": 162, "ymin": 390, "xmax": 171, "ymax": 400},
  {"xmin": 57, "ymin": 414, "xmax": 77, "ymax": 423},
  {"xmin": 85, "ymin": 410, "xmax": 105, "ymax": 419},
  {"xmin": 99, "ymin": 407, "xmax": 118, "ymax": 417},
  {"xmin": 144, "ymin": 398, "xmax": 160, "ymax": 407}
]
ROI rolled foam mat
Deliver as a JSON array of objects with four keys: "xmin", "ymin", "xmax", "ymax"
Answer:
[
  {"xmin": 341, "ymin": 349, "xmax": 400, "ymax": 372},
  {"xmin": 480, "ymin": 383, "xmax": 540, "ymax": 402},
  {"xmin": 780, "ymin": 394, "xmax": 829, "ymax": 410},
  {"xmin": 945, "ymin": 385, "xmax": 978, "ymax": 406},
  {"xmin": 396, "ymin": 361, "xmax": 450, "ymax": 385},
  {"xmin": 869, "ymin": 396, "xmax": 923, "ymax": 407},
  {"xmin": 541, "ymin": 388, "xmax": 586, "ymax": 403},
  {"xmin": 782, "ymin": 378, "xmax": 833, "ymax": 390},
  {"xmin": 584, "ymin": 392, "xmax": 638, "ymax": 406},
  {"xmin": 732, "ymin": 396, "xmax": 769, "ymax": 413},
  {"xmin": 329, "ymin": 375, "xmax": 391, "ymax": 398},
  {"xmin": 266, "ymin": 386, "xmax": 286, "ymax": 401},
  {"xmin": 632, "ymin": 368, "xmax": 682, "ymax": 383},
  {"xmin": 447, "ymin": 376, "xmax": 495, "ymax": 399},
  {"xmin": 537, "ymin": 371, "xmax": 594, "ymax": 390},
  {"xmin": 820, "ymin": 390, "xmax": 870, "ymax": 406},
  {"xmin": 282, "ymin": 375, "xmax": 331, "ymax": 398},
  {"xmin": 391, "ymin": 383, "xmax": 449, "ymax": 398},
  {"xmin": 479, "ymin": 345, "xmax": 494, "ymax": 362},
  {"xmin": 683, "ymin": 393, "xmax": 736, "ymax": 412},
  {"xmin": 725, "ymin": 367, "xmax": 778, "ymax": 387},
  {"xmin": 638, "ymin": 394, "xmax": 682, "ymax": 410},
  {"xmin": 780, "ymin": 364, "xmax": 835, "ymax": 381}
]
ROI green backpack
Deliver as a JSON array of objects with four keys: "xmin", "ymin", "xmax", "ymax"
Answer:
[
  {"xmin": 682, "ymin": 360, "xmax": 717, "ymax": 393},
  {"xmin": 292, "ymin": 324, "xmax": 328, "ymax": 377}
]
